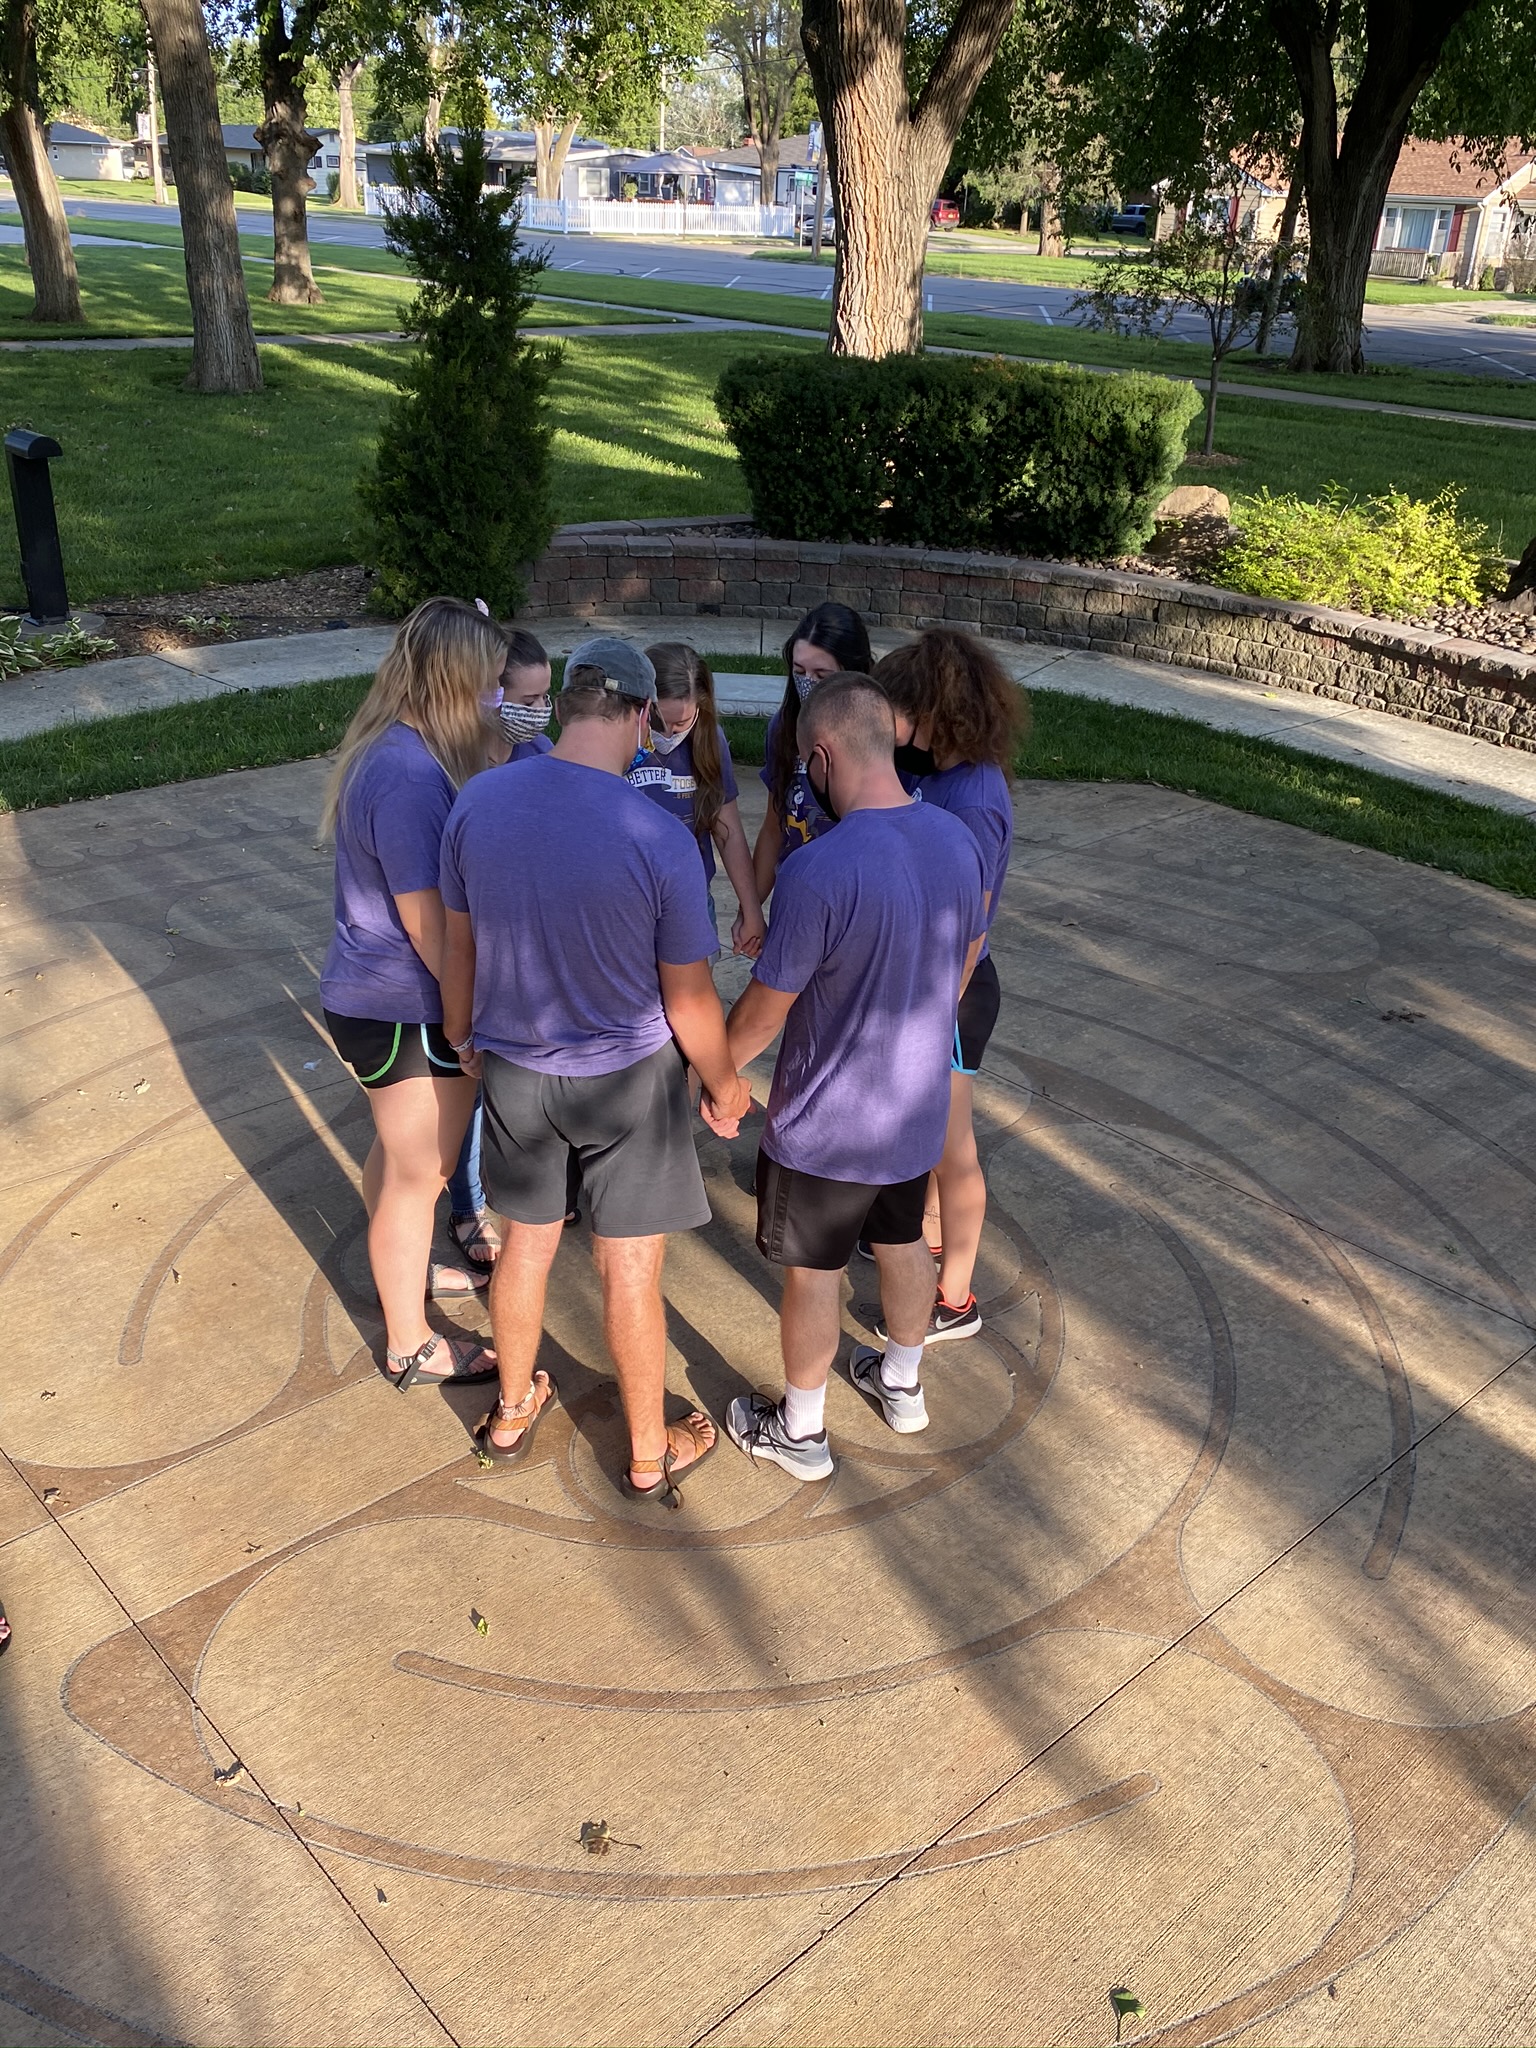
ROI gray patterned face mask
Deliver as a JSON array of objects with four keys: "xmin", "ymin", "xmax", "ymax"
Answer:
[
  {"xmin": 793, "ymin": 668, "xmax": 822, "ymax": 703},
  {"xmin": 500, "ymin": 697, "xmax": 551, "ymax": 744}
]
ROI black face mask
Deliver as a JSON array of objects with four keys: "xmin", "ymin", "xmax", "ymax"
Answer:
[
  {"xmin": 894, "ymin": 742, "xmax": 938, "ymax": 779},
  {"xmin": 806, "ymin": 748, "xmax": 840, "ymax": 825}
]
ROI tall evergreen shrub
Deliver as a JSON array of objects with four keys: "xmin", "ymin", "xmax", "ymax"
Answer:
[{"xmin": 359, "ymin": 131, "xmax": 559, "ymax": 616}]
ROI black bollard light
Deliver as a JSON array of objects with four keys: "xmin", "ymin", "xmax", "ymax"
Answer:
[{"xmin": 5, "ymin": 428, "xmax": 69, "ymax": 628}]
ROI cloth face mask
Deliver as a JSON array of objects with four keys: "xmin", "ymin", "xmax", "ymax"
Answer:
[
  {"xmin": 500, "ymin": 697, "xmax": 551, "ymax": 744},
  {"xmin": 793, "ymin": 668, "xmax": 824, "ymax": 703},
  {"xmin": 649, "ymin": 711, "xmax": 697, "ymax": 756}
]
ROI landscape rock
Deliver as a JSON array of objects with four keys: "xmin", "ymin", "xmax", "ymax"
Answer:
[{"xmin": 1154, "ymin": 484, "xmax": 1232, "ymax": 523}]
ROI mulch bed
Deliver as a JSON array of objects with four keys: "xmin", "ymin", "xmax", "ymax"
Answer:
[{"xmin": 89, "ymin": 567, "xmax": 380, "ymax": 659}]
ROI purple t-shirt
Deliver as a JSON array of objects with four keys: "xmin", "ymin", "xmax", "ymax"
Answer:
[
  {"xmin": 439, "ymin": 754, "xmax": 719, "ymax": 1076},
  {"xmin": 509, "ymin": 733, "xmax": 554, "ymax": 763},
  {"xmin": 760, "ymin": 709, "xmax": 834, "ymax": 866},
  {"xmin": 626, "ymin": 729, "xmax": 739, "ymax": 879},
  {"xmin": 320, "ymin": 723, "xmax": 454, "ymax": 1024},
  {"xmin": 915, "ymin": 760, "xmax": 1012, "ymax": 957},
  {"xmin": 754, "ymin": 803, "xmax": 987, "ymax": 1183}
]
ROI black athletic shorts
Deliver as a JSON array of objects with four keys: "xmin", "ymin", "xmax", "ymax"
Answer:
[
  {"xmin": 324, "ymin": 1011, "xmax": 465, "ymax": 1090},
  {"xmin": 755, "ymin": 1147, "xmax": 930, "ymax": 1271},
  {"xmin": 479, "ymin": 1040, "xmax": 709, "ymax": 1239},
  {"xmin": 953, "ymin": 953, "xmax": 1001, "ymax": 1075}
]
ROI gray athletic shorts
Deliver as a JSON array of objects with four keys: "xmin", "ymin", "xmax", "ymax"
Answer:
[{"xmin": 479, "ymin": 1041, "xmax": 710, "ymax": 1238}]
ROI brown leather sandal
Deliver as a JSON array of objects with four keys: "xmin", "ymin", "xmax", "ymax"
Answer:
[
  {"xmin": 621, "ymin": 1413, "xmax": 718, "ymax": 1510},
  {"xmin": 474, "ymin": 1372, "xmax": 558, "ymax": 1465}
]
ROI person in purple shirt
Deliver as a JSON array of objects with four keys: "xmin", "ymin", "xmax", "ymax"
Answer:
[
  {"xmin": 874, "ymin": 630, "xmax": 1028, "ymax": 1342},
  {"xmin": 716, "ymin": 675, "xmax": 988, "ymax": 1482},
  {"xmin": 319, "ymin": 596, "xmax": 510, "ymax": 1391},
  {"xmin": 752, "ymin": 602, "xmax": 872, "ymax": 907},
  {"xmin": 626, "ymin": 643, "xmax": 765, "ymax": 955},
  {"xmin": 439, "ymin": 636, "xmax": 752, "ymax": 1504}
]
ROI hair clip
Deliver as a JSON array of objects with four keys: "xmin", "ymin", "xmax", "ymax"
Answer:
[{"xmin": 473, "ymin": 598, "xmax": 490, "ymax": 616}]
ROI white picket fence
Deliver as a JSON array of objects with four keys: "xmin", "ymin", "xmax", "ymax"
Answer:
[{"xmin": 363, "ymin": 183, "xmax": 794, "ymax": 239}]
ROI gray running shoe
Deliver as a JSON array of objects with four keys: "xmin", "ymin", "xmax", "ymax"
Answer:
[
  {"xmin": 724, "ymin": 1394, "xmax": 835, "ymax": 1481},
  {"xmin": 848, "ymin": 1345, "xmax": 929, "ymax": 1434}
]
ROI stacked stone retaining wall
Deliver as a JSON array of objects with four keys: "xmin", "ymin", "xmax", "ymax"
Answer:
[{"xmin": 523, "ymin": 516, "xmax": 1536, "ymax": 752}]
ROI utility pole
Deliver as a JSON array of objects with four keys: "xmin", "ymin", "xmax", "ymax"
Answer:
[
  {"xmin": 147, "ymin": 50, "xmax": 167, "ymax": 204},
  {"xmin": 809, "ymin": 119, "xmax": 825, "ymax": 261}
]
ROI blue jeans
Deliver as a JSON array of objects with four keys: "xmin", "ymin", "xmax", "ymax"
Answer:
[{"xmin": 447, "ymin": 1090, "xmax": 485, "ymax": 1217}]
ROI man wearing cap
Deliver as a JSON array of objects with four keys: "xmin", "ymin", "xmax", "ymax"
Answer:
[{"xmin": 439, "ymin": 637, "xmax": 752, "ymax": 1504}]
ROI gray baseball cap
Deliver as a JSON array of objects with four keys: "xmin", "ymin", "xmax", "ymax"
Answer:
[{"xmin": 561, "ymin": 635, "xmax": 656, "ymax": 703}]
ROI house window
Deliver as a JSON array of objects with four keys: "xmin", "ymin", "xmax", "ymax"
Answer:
[{"xmin": 1381, "ymin": 204, "xmax": 1454, "ymax": 252}]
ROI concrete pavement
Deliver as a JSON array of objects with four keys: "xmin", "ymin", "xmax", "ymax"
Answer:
[
  {"xmin": 39, "ymin": 194, "xmax": 1536, "ymax": 382},
  {"xmin": 5, "ymin": 617, "xmax": 1536, "ymax": 818},
  {"xmin": 1, "ymin": 760, "xmax": 1534, "ymax": 2045}
]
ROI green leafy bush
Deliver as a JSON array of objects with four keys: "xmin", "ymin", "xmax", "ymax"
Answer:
[
  {"xmin": 359, "ymin": 131, "xmax": 559, "ymax": 616},
  {"xmin": 1214, "ymin": 486, "xmax": 1502, "ymax": 617},
  {"xmin": 0, "ymin": 615, "xmax": 114, "ymax": 680},
  {"xmin": 715, "ymin": 352, "xmax": 1198, "ymax": 559}
]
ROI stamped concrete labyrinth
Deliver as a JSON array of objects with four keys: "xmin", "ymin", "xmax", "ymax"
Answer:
[{"xmin": 1, "ymin": 763, "xmax": 1535, "ymax": 2047}]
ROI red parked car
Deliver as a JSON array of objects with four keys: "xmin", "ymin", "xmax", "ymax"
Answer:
[{"xmin": 930, "ymin": 196, "xmax": 961, "ymax": 229}]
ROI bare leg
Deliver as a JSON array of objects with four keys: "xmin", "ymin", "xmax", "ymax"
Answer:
[
  {"xmin": 922, "ymin": 1171, "xmax": 942, "ymax": 1256},
  {"xmin": 871, "ymin": 1238, "xmax": 937, "ymax": 1350},
  {"xmin": 780, "ymin": 1264, "xmax": 843, "ymax": 1391},
  {"xmin": 593, "ymin": 1233, "xmax": 714, "ymax": 1485},
  {"xmin": 934, "ymin": 1073, "xmax": 985, "ymax": 1307},
  {"xmin": 487, "ymin": 1218, "xmax": 563, "ymax": 1405},
  {"xmin": 363, "ymin": 1074, "xmax": 479, "ymax": 1360}
]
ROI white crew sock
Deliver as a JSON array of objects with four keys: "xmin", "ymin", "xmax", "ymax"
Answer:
[
  {"xmin": 880, "ymin": 1338, "xmax": 925, "ymax": 1390},
  {"xmin": 782, "ymin": 1380, "xmax": 826, "ymax": 1441}
]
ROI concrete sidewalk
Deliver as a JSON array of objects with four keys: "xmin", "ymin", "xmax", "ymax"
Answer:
[{"xmin": 6, "ymin": 614, "xmax": 1536, "ymax": 819}]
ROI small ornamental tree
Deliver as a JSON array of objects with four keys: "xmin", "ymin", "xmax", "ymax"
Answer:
[
  {"xmin": 1071, "ymin": 213, "xmax": 1280, "ymax": 457},
  {"xmin": 359, "ymin": 128, "xmax": 560, "ymax": 616}
]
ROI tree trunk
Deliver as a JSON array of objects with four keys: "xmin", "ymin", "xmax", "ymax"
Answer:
[
  {"xmin": 801, "ymin": 0, "xmax": 1014, "ymax": 357},
  {"xmin": 140, "ymin": 0, "xmax": 262, "ymax": 391},
  {"xmin": 1273, "ymin": 0, "xmax": 1480, "ymax": 373},
  {"xmin": 257, "ymin": 99, "xmax": 322, "ymax": 303},
  {"xmin": 1, "ymin": 0, "xmax": 82, "ymax": 322},
  {"xmin": 757, "ymin": 129, "xmax": 780, "ymax": 203},
  {"xmin": 1202, "ymin": 357, "xmax": 1220, "ymax": 455},
  {"xmin": 1036, "ymin": 178, "xmax": 1063, "ymax": 258},
  {"xmin": 0, "ymin": 105, "xmax": 81, "ymax": 323},
  {"xmin": 1254, "ymin": 166, "xmax": 1303, "ymax": 356},
  {"xmin": 335, "ymin": 59, "xmax": 362, "ymax": 211},
  {"xmin": 533, "ymin": 116, "xmax": 579, "ymax": 202}
]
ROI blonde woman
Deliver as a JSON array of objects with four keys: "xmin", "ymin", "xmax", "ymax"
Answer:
[{"xmin": 319, "ymin": 597, "xmax": 506, "ymax": 1389}]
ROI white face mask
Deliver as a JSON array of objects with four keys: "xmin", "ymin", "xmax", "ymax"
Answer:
[
  {"xmin": 500, "ymin": 697, "xmax": 551, "ymax": 744},
  {"xmin": 649, "ymin": 709, "xmax": 697, "ymax": 756}
]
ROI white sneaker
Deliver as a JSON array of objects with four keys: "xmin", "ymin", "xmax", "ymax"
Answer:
[
  {"xmin": 848, "ymin": 1345, "xmax": 929, "ymax": 1434},
  {"xmin": 724, "ymin": 1394, "xmax": 835, "ymax": 1481}
]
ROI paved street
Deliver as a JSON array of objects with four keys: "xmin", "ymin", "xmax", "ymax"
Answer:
[
  {"xmin": 2, "ymin": 760, "xmax": 1535, "ymax": 2045},
  {"xmin": 44, "ymin": 195, "xmax": 1536, "ymax": 381}
]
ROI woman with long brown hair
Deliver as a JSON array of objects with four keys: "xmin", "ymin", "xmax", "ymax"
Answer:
[
  {"xmin": 319, "ymin": 596, "xmax": 508, "ymax": 1389},
  {"xmin": 871, "ymin": 628, "xmax": 1029, "ymax": 1343},
  {"xmin": 628, "ymin": 642, "xmax": 765, "ymax": 955},
  {"xmin": 752, "ymin": 602, "xmax": 872, "ymax": 906}
]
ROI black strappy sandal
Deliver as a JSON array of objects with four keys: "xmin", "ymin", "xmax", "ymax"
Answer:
[
  {"xmin": 620, "ymin": 1414, "xmax": 719, "ymax": 1510},
  {"xmin": 385, "ymin": 1332, "xmax": 498, "ymax": 1390},
  {"xmin": 473, "ymin": 1372, "xmax": 558, "ymax": 1464},
  {"xmin": 449, "ymin": 1210, "xmax": 501, "ymax": 1270}
]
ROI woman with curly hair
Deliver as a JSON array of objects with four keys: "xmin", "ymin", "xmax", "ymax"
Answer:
[{"xmin": 871, "ymin": 628, "xmax": 1029, "ymax": 1343}]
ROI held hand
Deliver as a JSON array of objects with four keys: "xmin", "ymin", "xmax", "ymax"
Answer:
[
  {"xmin": 731, "ymin": 909, "xmax": 766, "ymax": 958},
  {"xmin": 458, "ymin": 1048, "xmax": 483, "ymax": 1081},
  {"xmin": 700, "ymin": 1073, "xmax": 753, "ymax": 1138}
]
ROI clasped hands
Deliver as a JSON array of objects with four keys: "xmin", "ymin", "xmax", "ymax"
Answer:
[{"xmin": 699, "ymin": 1070, "xmax": 753, "ymax": 1140}]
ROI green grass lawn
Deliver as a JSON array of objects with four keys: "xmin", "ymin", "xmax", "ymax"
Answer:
[
  {"xmin": 6, "ymin": 673, "xmax": 1532, "ymax": 900},
  {"xmin": 1, "ymin": 316, "xmax": 1528, "ymax": 602},
  {"xmin": 0, "ymin": 242, "xmax": 664, "ymax": 338},
  {"xmin": 0, "ymin": 330, "xmax": 813, "ymax": 605}
]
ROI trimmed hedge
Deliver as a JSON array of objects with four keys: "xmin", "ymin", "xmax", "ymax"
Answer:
[{"xmin": 715, "ymin": 352, "xmax": 1200, "ymax": 559}]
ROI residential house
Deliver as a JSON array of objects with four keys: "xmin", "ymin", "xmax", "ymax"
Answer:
[
  {"xmin": 697, "ymin": 134, "xmax": 818, "ymax": 209},
  {"xmin": 1372, "ymin": 138, "xmax": 1536, "ymax": 284},
  {"xmin": 44, "ymin": 122, "xmax": 133, "ymax": 181}
]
